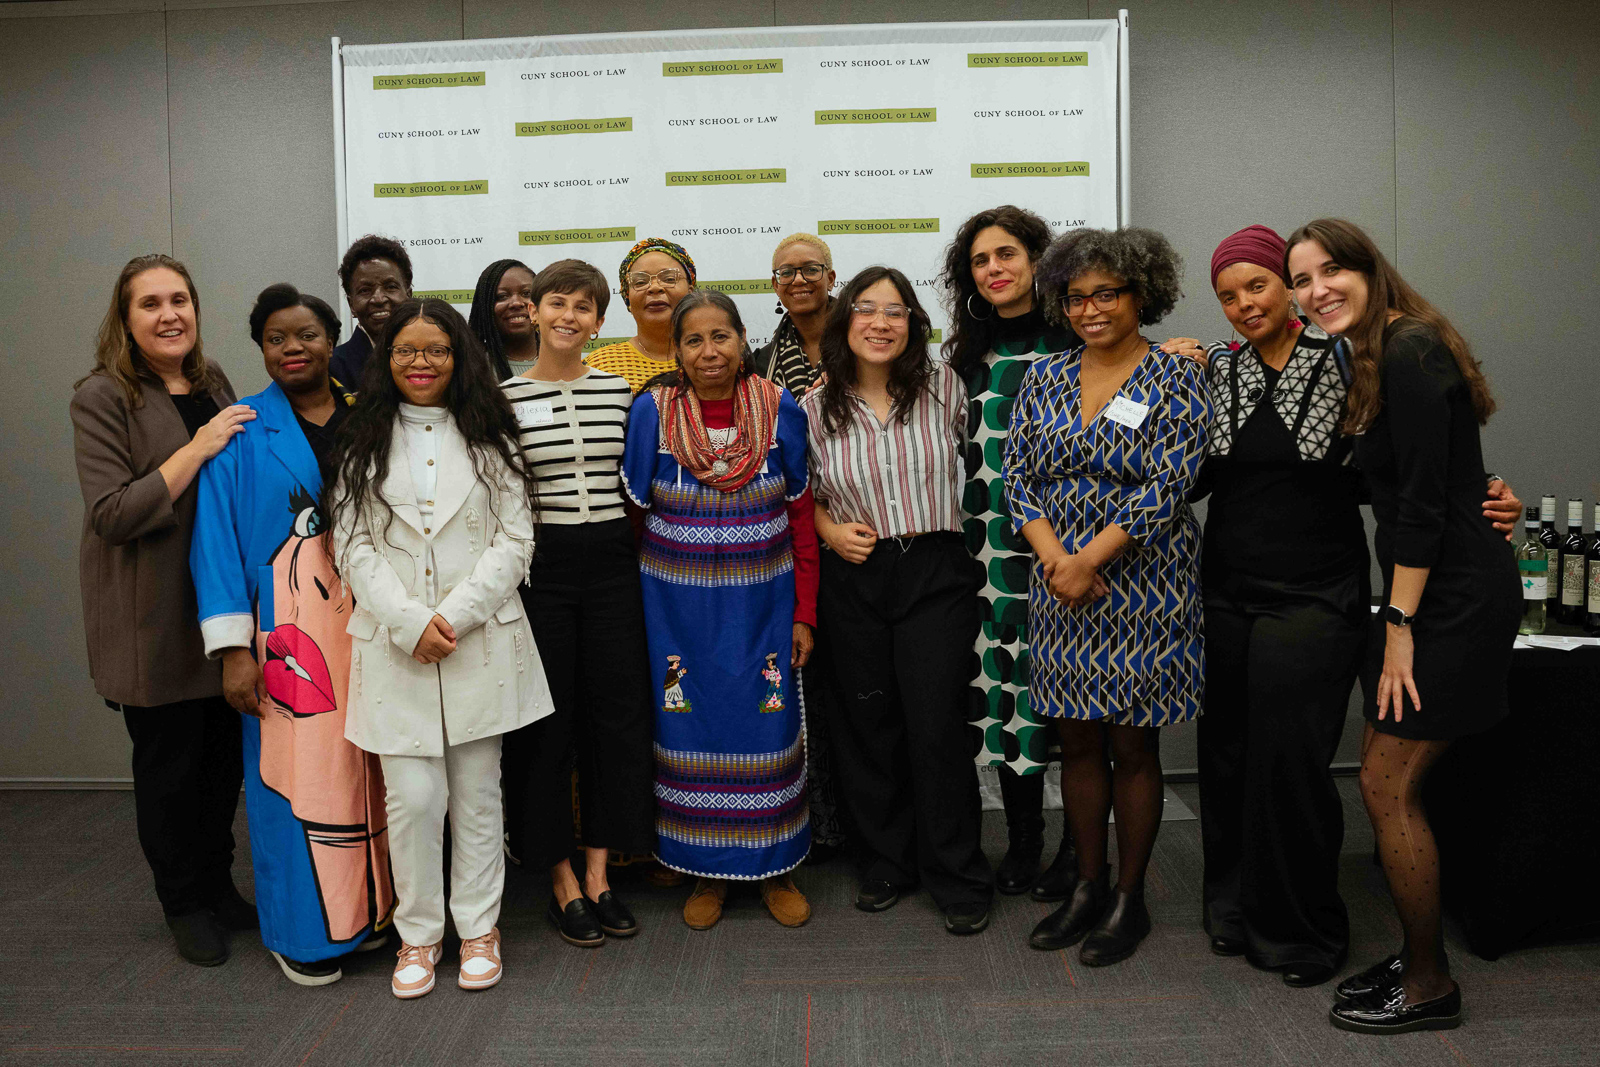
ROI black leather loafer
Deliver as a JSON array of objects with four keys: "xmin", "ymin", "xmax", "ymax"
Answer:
[
  {"xmin": 1283, "ymin": 960, "xmax": 1339, "ymax": 987},
  {"xmin": 1336, "ymin": 953, "xmax": 1404, "ymax": 1001},
  {"xmin": 547, "ymin": 894, "xmax": 605, "ymax": 947},
  {"xmin": 167, "ymin": 910, "xmax": 228, "ymax": 967},
  {"xmin": 855, "ymin": 879, "xmax": 901, "ymax": 913},
  {"xmin": 584, "ymin": 889, "xmax": 638, "ymax": 938},
  {"xmin": 1030, "ymin": 838, "xmax": 1079, "ymax": 902},
  {"xmin": 943, "ymin": 901, "xmax": 990, "ymax": 935},
  {"xmin": 1029, "ymin": 866, "xmax": 1109, "ymax": 950},
  {"xmin": 1329, "ymin": 983, "xmax": 1461, "ymax": 1034},
  {"xmin": 205, "ymin": 883, "xmax": 260, "ymax": 932},
  {"xmin": 1210, "ymin": 935, "xmax": 1246, "ymax": 957},
  {"xmin": 995, "ymin": 831, "xmax": 1044, "ymax": 895},
  {"xmin": 1078, "ymin": 885, "xmax": 1151, "ymax": 967}
]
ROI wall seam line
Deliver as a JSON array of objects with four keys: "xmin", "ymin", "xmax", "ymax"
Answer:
[
  {"xmin": 165, "ymin": 8, "xmax": 175, "ymax": 255},
  {"xmin": 1391, "ymin": 0, "xmax": 1398, "ymax": 267}
]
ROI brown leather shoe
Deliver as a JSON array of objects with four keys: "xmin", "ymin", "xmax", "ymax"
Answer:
[
  {"xmin": 683, "ymin": 878, "xmax": 727, "ymax": 930},
  {"xmin": 760, "ymin": 874, "xmax": 811, "ymax": 927}
]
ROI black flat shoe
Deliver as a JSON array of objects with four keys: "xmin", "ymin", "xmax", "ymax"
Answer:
[
  {"xmin": 855, "ymin": 879, "xmax": 901, "ymax": 913},
  {"xmin": 1210, "ymin": 935, "xmax": 1246, "ymax": 957},
  {"xmin": 1030, "ymin": 838, "xmax": 1079, "ymax": 902},
  {"xmin": 271, "ymin": 951, "xmax": 342, "ymax": 987},
  {"xmin": 1029, "ymin": 866, "xmax": 1109, "ymax": 951},
  {"xmin": 584, "ymin": 889, "xmax": 638, "ymax": 938},
  {"xmin": 1078, "ymin": 885, "xmax": 1151, "ymax": 967},
  {"xmin": 205, "ymin": 883, "xmax": 259, "ymax": 932},
  {"xmin": 1329, "ymin": 983, "xmax": 1461, "ymax": 1034},
  {"xmin": 995, "ymin": 830, "xmax": 1044, "ymax": 895},
  {"xmin": 1283, "ymin": 960, "xmax": 1340, "ymax": 987},
  {"xmin": 167, "ymin": 910, "xmax": 228, "ymax": 967},
  {"xmin": 546, "ymin": 894, "xmax": 605, "ymax": 947},
  {"xmin": 1336, "ymin": 953, "xmax": 1404, "ymax": 1001},
  {"xmin": 943, "ymin": 901, "xmax": 990, "ymax": 935}
]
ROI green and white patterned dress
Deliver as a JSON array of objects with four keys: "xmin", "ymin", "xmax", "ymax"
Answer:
[{"xmin": 960, "ymin": 309, "xmax": 1077, "ymax": 774}]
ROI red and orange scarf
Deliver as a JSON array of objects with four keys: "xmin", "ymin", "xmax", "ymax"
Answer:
[{"xmin": 652, "ymin": 373, "xmax": 782, "ymax": 493}]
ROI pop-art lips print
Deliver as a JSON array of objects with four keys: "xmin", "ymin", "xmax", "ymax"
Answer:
[{"xmin": 263, "ymin": 624, "xmax": 337, "ymax": 716}]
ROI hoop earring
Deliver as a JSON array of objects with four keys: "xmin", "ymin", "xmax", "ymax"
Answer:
[
  {"xmin": 590, "ymin": 332, "xmax": 599, "ymax": 339},
  {"xmin": 965, "ymin": 292, "xmax": 993, "ymax": 321}
]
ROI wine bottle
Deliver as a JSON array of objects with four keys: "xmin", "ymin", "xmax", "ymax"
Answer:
[
  {"xmin": 1516, "ymin": 505, "xmax": 1548, "ymax": 635},
  {"xmin": 1539, "ymin": 495, "xmax": 1561, "ymax": 609},
  {"xmin": 1587, "ymin": 502, "xmax": 1600, "ymax": 637},
  {"xmin": 1561, "ymin": 498, "xmax": 1587, "ymax": 624}
]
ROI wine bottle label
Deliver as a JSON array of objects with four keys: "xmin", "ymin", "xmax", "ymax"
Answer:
[
  {"xmin": 1564, "ymin": 556, "xmax": 1585, "ymax": 605},
  {"xmin": 1522, "ymin": 574, "xmax": 1547, "ymax": 600},
  {"xmin": 1589, "ymin": 567, "xmax": 1600, "ymax": 612}
]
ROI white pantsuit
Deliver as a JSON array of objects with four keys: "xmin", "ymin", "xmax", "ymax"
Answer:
[{"xmin": 333, "ymin": 404, "xmax": 552, "ymax": 946}]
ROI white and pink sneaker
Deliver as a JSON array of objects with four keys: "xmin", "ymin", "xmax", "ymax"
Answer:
[
  {"xmin": 458, "ymin": 927, "xmax": 503, "ymax": 991},
  {"xmin": 392, "ymin": 941, "xmax": 442, "ymax": 999}
]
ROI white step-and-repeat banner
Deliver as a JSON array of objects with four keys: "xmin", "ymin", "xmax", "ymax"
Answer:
[{"xmin": 334, "ymin": 18, "xmax": 1129, "ymax": 350}]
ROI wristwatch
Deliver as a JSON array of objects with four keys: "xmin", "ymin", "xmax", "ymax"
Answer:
[{"xmin": 1380, "ymin": 605, "xmax": 1414, "ymax": 628}]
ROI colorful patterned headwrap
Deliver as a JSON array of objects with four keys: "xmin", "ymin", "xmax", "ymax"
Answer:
[{"xmin": 619, "ymin": 237, "xmax": 698, "ymax": 289}]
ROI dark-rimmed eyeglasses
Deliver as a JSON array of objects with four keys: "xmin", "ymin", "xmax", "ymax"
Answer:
[
  {"xmin": 1063, "ymin": 286, "xmax": 1133, "ymax": 312},
  {"xmin": 391, "ymin": 344, "xmax": 453, "ymax": 367},
  {"xmin": 773, "ymin": 263, "xmax": 828, "ymax": 284}
]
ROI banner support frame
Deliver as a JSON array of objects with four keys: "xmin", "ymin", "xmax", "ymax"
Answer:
[
  {"xmin": 1118, "ymin": 9, "xmax": 1131, "ymax": 226},
  {"xmin": 330, "ymin": 35, "xmax": 352, "ymax": 335}
]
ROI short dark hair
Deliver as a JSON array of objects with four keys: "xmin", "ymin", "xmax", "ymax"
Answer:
[
  {"xmin": 814, "ymin": 266, "xmax": 933, "ymax": 435},
  {"xmin": 532, "ymin": 258, "xmax": 610, "ymax": 318},
  {"xmin": 338, "ymin": 234, "xmax": 414, "ymax": 295},
  {"xmin": 248, "ymin": 282, "xmax": 341, "ymax": 348},
  {"xmin": 1036, "ymin": 227, "xmax": 1184, "ymax": 328}
]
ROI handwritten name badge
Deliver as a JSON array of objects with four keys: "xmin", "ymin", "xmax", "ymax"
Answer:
[
  {"xmin": 513, "ymin": 399, "xmax": 554, "ymax": 427},
  {"xmin": 1103, "ymin": 395, "xmax": 1150, "ymax": 429}
]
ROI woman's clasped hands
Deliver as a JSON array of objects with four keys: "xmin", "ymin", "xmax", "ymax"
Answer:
[
  {"xmin": 412, "ymin": 614, "xmax": 457, "ymax": 665},
  {"xmin": 1040, "ymin": 550, "xmax": 1111, "ymax": 609}
]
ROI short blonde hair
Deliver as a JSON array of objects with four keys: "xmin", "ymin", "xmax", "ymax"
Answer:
[{"xmin": 772, "ymin": 232, "xmax": 833, "ymax": 270}]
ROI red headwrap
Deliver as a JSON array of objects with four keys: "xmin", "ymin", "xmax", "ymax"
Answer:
[{"xmin": 1210, "ymin": 225, "xmax": 1288, "ymax": 290}]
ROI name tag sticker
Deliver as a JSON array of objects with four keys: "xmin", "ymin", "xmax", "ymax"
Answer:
[
  {"xmin": 513, "ymin": 399, "xmax": 554, "ymax": 427},
  {"xmin": 1103, "ymin": 395, "xmax": 1150, "ymax": 429}
]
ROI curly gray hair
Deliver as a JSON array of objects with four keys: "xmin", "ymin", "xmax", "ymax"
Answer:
[{"xmin": 1036, "ymin": 227, "xmax": 1183, "ymax": 328}]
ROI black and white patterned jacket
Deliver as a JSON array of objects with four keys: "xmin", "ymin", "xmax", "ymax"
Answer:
[{"xmin": 1204, "ymin": 324, "xmax": 1354, "ymax": 465}]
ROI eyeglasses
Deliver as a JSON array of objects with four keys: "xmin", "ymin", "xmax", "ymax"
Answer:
[
  {"xmin": 850, "ymin": 302, "xmax": 910, "ymax": 323},
  {"xmin": 1063, "ymin": 286, "xmax": 1133, "ymax": 312},
  {"xmin": 625, "ymin": 268, "xmax": 686, "ymax": 291},
  {"xmin": 391, "ymin": 344, "xmax": 453, "ymax": 367},
  {"xmin": 773, "ymin": 263, "xmax": 828, "ymax": 284}
]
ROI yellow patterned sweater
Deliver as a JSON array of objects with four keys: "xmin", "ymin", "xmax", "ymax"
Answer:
[{"xmin": 586, "ymin": 341, "xmax": 676, "ymax": 395}]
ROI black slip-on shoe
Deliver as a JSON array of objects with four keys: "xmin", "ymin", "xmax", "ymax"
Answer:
[
  {"xmin": 271, "ymin": 951, "xmax": 343, "ymax": 986},
  {"xmin": 995, "ymin": 831, "xmax": 1044, "ymax": 895},
  {"xmin": 1029, "ymin": 866, "xmax": 1109, "ymax": 951},
  {"xmin": 547, "ymin": 894, "xmax": 605, "ymax": 947},
  {"xmin": 1283, "ymin": 960, "xmax": 1340, "ymax": 987},
  {"xmin": 855, "ymin": 879, "xmax": 902, "ymax": 913},
  {"xmin": 1329, "ymin": 983, "xmax": 1461, "ymax": 1034},
  {"xmin": 1078, "ymin": 886, "xmax": 1151, "ymax": 967},
  {"xmin": 943, "ymin": 901, "xmax": 990, "ymax": 935},
  {"xmin": 1335, "ymin": 953, "xmax": 1404, "ymax": 1001},
  {"xmin": 585, "ymin": 889, "xmax": 639, "ymax": 938},
  {"xmin": 1210, "ymin": 935, "xmax": 1246, "ymax": 957},
  {"xmin": 167, "ymin": 910, "xmax": 228, "ymax": 967}
]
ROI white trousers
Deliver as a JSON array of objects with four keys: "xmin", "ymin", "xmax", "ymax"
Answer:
[{"xmin": 379, "ymin": 734, "xmax": 504, "ymax": 946}]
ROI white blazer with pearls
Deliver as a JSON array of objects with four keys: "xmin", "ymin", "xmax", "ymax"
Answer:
[{"xmin": 333, "ymin": 410, "xmax": 551, "ymax": 757}]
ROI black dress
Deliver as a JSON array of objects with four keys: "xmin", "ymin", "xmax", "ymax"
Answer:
[
  {"xmin": 1356, "ymin": 321, "xmax": 1519, "ymax": 740},
  {"xmin": 1195, "ymin": 325, "xmax": 1368, "ymax": 969}
]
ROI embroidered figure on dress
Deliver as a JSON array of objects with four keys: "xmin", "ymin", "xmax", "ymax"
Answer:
[
  {"xmin": 663, "ymin": 655, "xmax": 691, "ymax": 712},
  {"xmin": 759, "ymin": 653, "xmax": 784, "ymax": 714}
]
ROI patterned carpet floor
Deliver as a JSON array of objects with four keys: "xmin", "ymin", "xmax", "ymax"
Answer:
[{"xmin": 0, "ymin": 780, "xmax": 1594, "ymax": 1066}]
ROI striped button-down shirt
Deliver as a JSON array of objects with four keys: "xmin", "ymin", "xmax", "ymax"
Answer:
[{"xmin": 800, "ymin": 361, "xmax": 966, "ymax": 539}]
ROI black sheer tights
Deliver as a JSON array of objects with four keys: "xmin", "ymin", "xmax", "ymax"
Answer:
[
  {"xmin": 1056, "ymin": 720, "xmax": 1163, "ymax": 892},
  {"xmin": 1359, "ymin": 725, "xmax": 1455, "ymax": 1001}
]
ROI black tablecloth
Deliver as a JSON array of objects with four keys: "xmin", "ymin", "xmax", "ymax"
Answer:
[{"xmin": 1426, "ymin": 621, "xmax": 1600, "ymax": 959}]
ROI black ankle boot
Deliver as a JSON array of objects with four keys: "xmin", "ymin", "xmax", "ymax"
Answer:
[
  {"xmin": 996, "ymin": 829, "xmax": 1044, "ymax": 895},
  {"xmin": 1028, "ymin": 866, "xmax": 1109, "ymax": 950},
  {"xmin": 1078, "ymin": 884, "xmax": 1152, "ymax": 966},
  {"xmin": 1030, "ymin": 835, "xmax": 1078, "ymax": 902}
]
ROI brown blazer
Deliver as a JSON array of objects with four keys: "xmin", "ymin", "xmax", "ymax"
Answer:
[{"xmin": 71, "ymin": 363, "xmax": 237, "ymax": 707}]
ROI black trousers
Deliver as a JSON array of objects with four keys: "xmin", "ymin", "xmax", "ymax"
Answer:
[
  {"xmin": 820, "ymin": 534, "xmax": 993, "ymax": 908},
  {"xmin": 118, "ymin": 696, "xmax": 243, "ymax": 917},
  {"xmin": 502, "ymin": 519, "xmax": 657, "ymax": 869},
  {"xmin": 1197, "ymin": 569, "xmax": 1367, "ymax": 968}
]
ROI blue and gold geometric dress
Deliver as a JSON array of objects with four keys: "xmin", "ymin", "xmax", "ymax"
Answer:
[{"xmin": 1003, "ymin": 344, "xmax": 1213, "ymax": 725}]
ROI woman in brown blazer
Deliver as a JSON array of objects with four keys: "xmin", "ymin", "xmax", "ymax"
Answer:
[{"xmin": 70, "ymin": 254, "xmax": 256, "ymax": 967}]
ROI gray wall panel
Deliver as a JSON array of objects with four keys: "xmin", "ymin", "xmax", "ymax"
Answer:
[
  {"xmin": 0, "ymin": 14, "xmax": 173, "ymax": 779},
  {"xmin": 465, "ymin": 0, "xmax": 774, "ymax": 41},
  {"xmin": 1394, "ymin": 0, "xmax": 1600, "ymax": 507},
  {"xmin": 166, "ymin": 0, "xmax": 465, "ymax": 399}
]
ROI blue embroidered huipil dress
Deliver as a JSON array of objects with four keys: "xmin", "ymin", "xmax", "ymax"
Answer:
[
  {"xmin": 1002, "ymin": 345, "xmax": 1213, "ymax": 725},
  {"xmin": 620, "ymin": 390, "xmax": 812, "ymax": 879}
]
